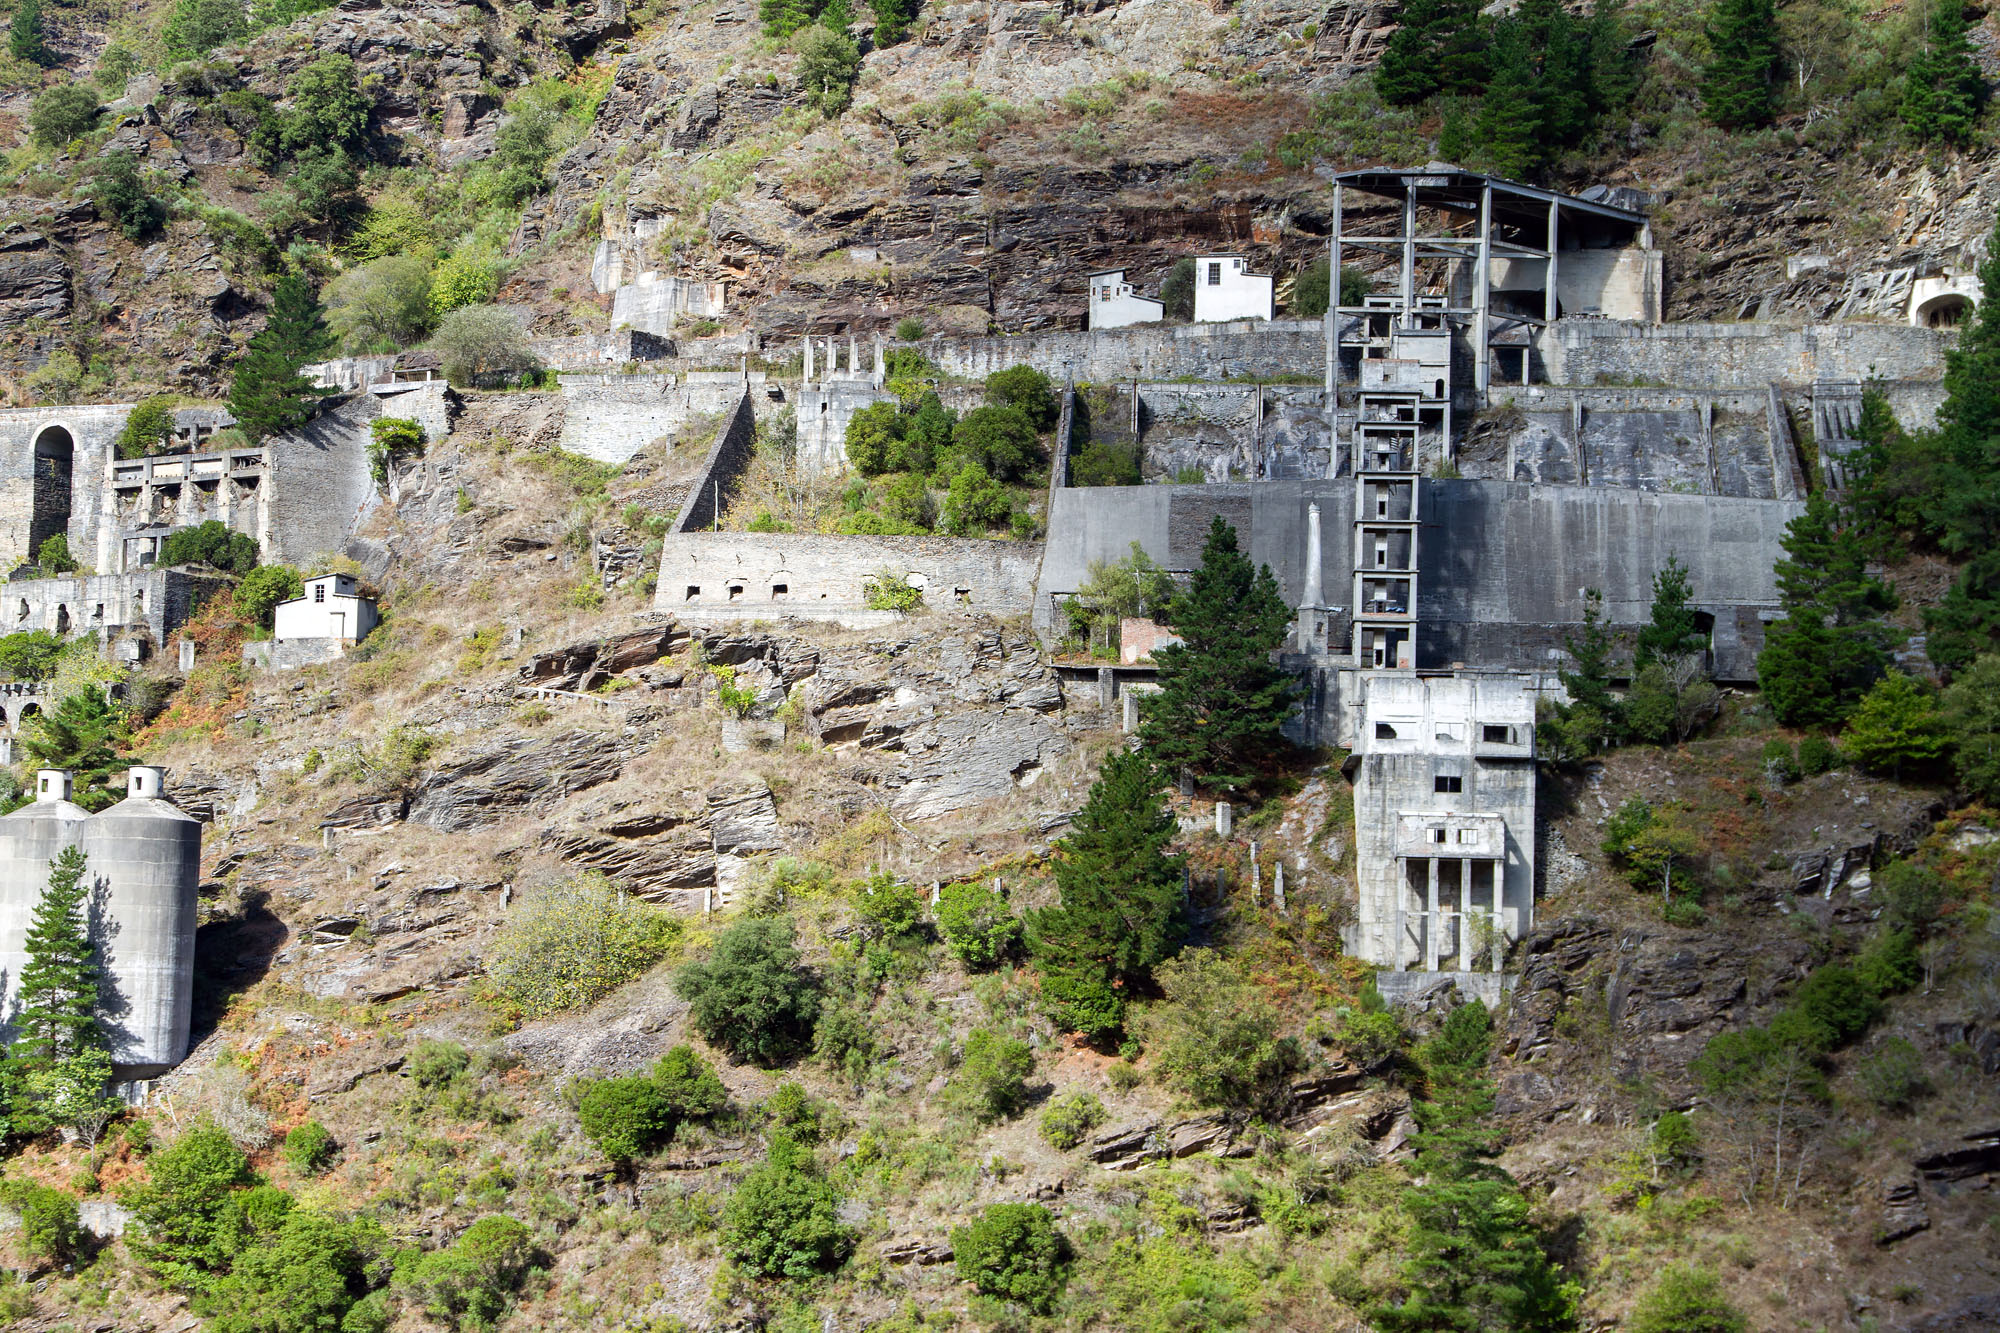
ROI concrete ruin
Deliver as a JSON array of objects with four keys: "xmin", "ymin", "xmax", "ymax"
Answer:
[{"xmin": 653, "ymin": 532, "xmax": 1039, "ymax": 627}]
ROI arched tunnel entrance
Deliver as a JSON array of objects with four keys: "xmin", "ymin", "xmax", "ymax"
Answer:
[{"xmin": 29, "ymin": 424, "xmax": 73, "ymax": 560}]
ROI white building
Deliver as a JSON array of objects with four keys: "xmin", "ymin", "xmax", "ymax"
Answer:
[
  {"xmin": 1087, "ymin": 269, "xmax": 1165, "ymax": 330},
  {"xmin": 272, "ymin": 573, "xmax": 378, "ymax": 651},
  {"xmin": 1192, "ymin": 255, "xmax": 1274, "ymax": 323}
]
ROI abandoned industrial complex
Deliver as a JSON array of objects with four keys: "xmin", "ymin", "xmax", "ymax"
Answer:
[{"xmin": 0, "ymin": 162, "xmax": 1973, "ymax": 1082}]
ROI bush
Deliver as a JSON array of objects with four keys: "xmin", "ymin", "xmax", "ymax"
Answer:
[
  {"xmin": 794, "ymin": 27, "xmax": 860, "ymax": 115},
  {"xmin": 159, "ymin": 520, "xmax": 260, "ymax": 574},
  {"xmin": 408, "ymin": 1039, "xmax": 471, "ymax": 1089},
  {"xmin": 1770, "ymin": 964, "xmax": 1880, "ymax": 1053},
  {"xmin": 1038, "ymin": 1091, "xmax": 1106, "ymax": 1150},
  {"xmin": 941, "ymin": 461, "xmax": 1013, "ymax": 535},
  {"xmin": 164, "ymin": 0, "xmax": 248, "ymax": 59},
  {"xmin": 951, "ymin": 1203, "xmax": 1069, "ymax": 1313},
  {"xmin": 1841, "ymin": 671, "xmax": 1949, "ymax": 778},
  {"xmin": 984, "ymin": 365, "xmax": 1058, "ymax": 431},
  {"xmin": 199, "ymin": 1207, "xmax": 384, "ymax": 1333},
  {"xmin": 326, "ymin": 255, "xmax": 433, "ymax": 353},
  {"xmin": 653, "ymin": 1044, "xmax": 729, "ymax": 1117},
  {"xmin": 428, "ymin": 304, "xmax": 535, "ymax": 387},
  {"xmin": 935, "ymin": 881, "xmax": 1022, "ymax": 969},
  {"xmin": 1072, "ymin": 438, "xmax": 1142, "ymax": 487},
  {"xmin": 894, "ymin": 317, "xmax": 925, "ymax": 341},
  {"xmin": 852, "ymin": 872, "xmax": 927, "ymax": 941},
  {"xmin": 34, "ymin": 533, "xmax": 77, "ymax": 574},
  {"xmin": 0, "ymin": 1179, "xmax": 81, "ymax": 1265},
  {"xmin": 765, "ymin": 1081, "xmax": 828, "ymax": 1143},
  {"xmin": 120, "ymin": 1120, "xmax": 258, "ymax": 1279},
  {"xmin": 945, "ymin": 1028, "xmax": 1035, "ymax": 1124},
  {"xmin": 720, "ymin": 1139, "xmax": 852, "ymax": 1279},
  {"xmin": 429, "ymin": 253, "xmax": 499, "ymax": 315},
  {"xmin": 862, "ymin": 569, "xmax": 923, "ymax": 612},
  {"xmin": 1797, "ymin": 733, "xmax": 1842, "ymax": 775},
  {"xmin": 1333, "ymin": 1004, "xmax": 1406, "ymax": 1069},
  {"xmin": 93, "ymin": 153, "xmax": 166, "ymax": 241},
  {"xmin": 280, "ymin": 1119, "xmax": 337, "ymax": 1174},
  {"xmin": 575, "ymin": 1075, "xmax": 673, "ymax": 1163},
  {"xmin": 1855, "ymin": 927, "xmax": 1921, "ymax": 997},
  {"xmin": 1160, "ymin": 258, "xmax": 1195, "ymax": 321},
  {"xmin": 398, "ymin": 1214, "xmax": 536, "ymax": 1332},
  {"xmin": 368, "ymin": 416, "xmax": 426, "ymax": 483},
  {"xmin": 485, "ymin": 875, "xmax": 682, "ymax": 1019},
  {"xmin": 1878, "ymin": 859, "xmax": 1946, "ymax": 936},
  {"xmin": 30, "ymin": 85, "xmax": 102, "ymax": 147},
  {"xmin": 953, "ymin": 405, "xmax": 1040, "ymax": 480},
  {"xmin": 842, "ymin": 401, "xmax": 904, "ymax": 475},
  {"xmin": 675, "ymin": 916, "xmax": 821, "ymax": 1065},
  {"xmin": 1761, "ymin": 737, "xmax": 1800, "ymax": 784},
  {"xmin": 235, "ymin": 565, "xmax": 303, "ymax": 628},
  {"xmin": 1139, "ymin": 951, "xmax": 1299, "ymax": 1109},
  {"xmin": 1856, "ymin": 1035, "xmax": 1930, "ymax": 1110},
  {"xmin": 119, "ymin": 396, "xmax": 179, "ymax": 459},
  {"xmin": 1627, "ymin": 1263, "xmax": 1746, "ymax": 1333},
  {"xmin": 0, "ymin": 631, "xmax": 61, "ymax": 683}
]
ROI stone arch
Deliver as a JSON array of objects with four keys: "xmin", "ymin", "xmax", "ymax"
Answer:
[
  {"xmin": 1917, "ymin": 293, "xmax": 1974, "ymax": 329},
  {"xmin": 28, "ymin": 423, "xmax": 74, "ymax": 559}
]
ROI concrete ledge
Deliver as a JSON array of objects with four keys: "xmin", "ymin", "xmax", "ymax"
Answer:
[{"xmin": 1375, "ymin": 970, "xmax": 1515, "ymax": 1009}]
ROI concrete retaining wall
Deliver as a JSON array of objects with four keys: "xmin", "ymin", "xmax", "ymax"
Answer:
[
  {"xmin": 557, "ymin": 372, "xmax": 769, "ymax": 464},
  {"xmin": 654, "ymin": 532, "xmax": 1040, "ymax": 621},
  {"xmin": 1541, "ymin": 319, "xmax": 1952, "ymax": 388},
  {"xmin": 672, "ymin": 394, "xmax": 759, "ymax": 533},
  {"xmin": 925, "ymin": 319, "xmax": 1328, "ymax": 384}
]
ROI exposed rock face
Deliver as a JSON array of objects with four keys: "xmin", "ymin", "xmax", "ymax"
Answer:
[
  {"xmin": 0, "ymin": 226, "xmax": 69, "ymax": 327},
  {"xmin": 405, "ymin": 731, "xmax": 626, "ymax": 832},
  {"xmin": 1914, "ymin": 1127, "xmax": 2000, "ymax": 1183},
  {"xmin": 1878, "ymin": 1172, "xmax": 1931, "ymax": 1244},
  {"xmin": 706, "ymin": 780, "xmax": 782, "ymax": 856},
  {"xmin": 518, "ymin": 625, "xmax": 684, "ymax": 691}
]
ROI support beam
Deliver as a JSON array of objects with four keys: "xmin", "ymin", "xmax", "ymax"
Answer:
[
  {"xmin": 1459, "ymin": 861, "xmax": 1471, "ymax": 971},
  {"xmin": 1401, "ymin": 185, "xmax": 1416, "ymax": 319},
  {"xmin": 1425, "ymin": 857, "xmax": 1440, "ymax": 971},
  {"xmin": 1545, "ymin": 198, "xmax": 1560, "ymax": 325},
  {"xmin": 1492, "ymin": 859, "xmax": 1505, "ymax": 972},
  {"xmin": 1327, "ymin": 181, "xmax": 1341, "ymax": 478},
  {"xmin": 1394, "ymin": 861, "xmax": 1407, "ymax": 970},
  {"xmin": 1474, "ymin": 182, "xmax": 1492, "ymax": 398}
]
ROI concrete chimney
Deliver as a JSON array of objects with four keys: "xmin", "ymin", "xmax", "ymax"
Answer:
[
  {"xmin": 35, "ymin": 769, "xmax": 70, "ymax": 803},
  {"xmin": 1302, "ymin": 502, "xmax": 1323, "ymax": 609},
  {"xmin": 127, "ymin": 765, "xmax": 166, "ymax": 799}
]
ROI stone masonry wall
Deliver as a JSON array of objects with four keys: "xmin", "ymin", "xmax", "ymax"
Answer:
[
  {"xmin": 0, "ymin": 404, "xmax": 128, "ymax": 572},
  {"xmin": 557, "ymin": 372, "xmax": 771, "ymax": 463},
  {"xmin": 654, "ymin": 533, "xmax": 1041, "ymax": 621},
  {"xmin": 1540, "ymin": 319, "xmax": 1952, "ymax": 387},
  {"xmin": 926, "ymin": 319, "xmax": 1328, "ymax": 384},
  {"xmin": 262, "ymin": 393, "xmax": 389, "ymax": 567},
  {"xmin": 672, "ymin": 394, "xmax": 758, "ymax": 532}
]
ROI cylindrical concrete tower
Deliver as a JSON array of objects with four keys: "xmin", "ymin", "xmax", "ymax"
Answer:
[
  {"xmin": 0, "ymin": 770, "xmax": 90, "ymax": 1046},
  {"xmin": 79, "ymin": 765, "xmax": 202, "ymax": 1079}
]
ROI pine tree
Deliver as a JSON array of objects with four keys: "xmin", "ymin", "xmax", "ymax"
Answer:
[
  {"xmin": 12, "ymin": 846, "xmax": 118, "ymax": 1143},
  {"xmin": 1027, "ymin": 750, "xmax": 1186, "ymax": 1042},
  {"xmin": 1699, "ymin": 0, "xmax": 1781, "ymax": 130},
  {"xmin": 1371, "ymin": 1003, "xmax": 1579, "ymax": 1332},
  {"xmin": 1841, "ymin": 672, "xmax": 1950, "ymax": 779},
  {"xmin": 228, "ymin": 275, "xmax": 330, "ymax": 442},
  {"xmin": 1902, "ymin": 0, "xmax": 1986, "ymax": 147},
  {"xmin": 1138, "ymin": 516, "xmax": 1296, "ymax": 793},
  {"xmin": 9, "ymin": 0, "xmax": 50, "ymax": 67},
  {"xmin": 1757, "ymin": 492, "xmax": 1894, "ymax": 727},
  {"xmin": 1634, "ymin": 553, "xmax": 1706, "ymax": 669},
  {"xmin": 1539, "ymin": 588, "xmax": 1623, "ymax": 762},
  {"xmin": 263, "ymin": 273, "xmax": 333, "ymax": 366},
  {"xmin": 1376, "ymin": 0, "xmax": 1489, "ymax": 105},
  {"xmin": 23, "ymin": 691, "xmax": 124, "ymax": 811},
  {"xmin": 1472, "ymin": 26, "xmax": 1545, "ymax": 178}
]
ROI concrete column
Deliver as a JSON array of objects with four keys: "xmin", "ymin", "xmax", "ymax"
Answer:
[
  {"xmin": 1215, "ymin": 802, "xmax": 1232, "ymax": 838},
  {"xmin": 1545, "ymin": 197, "xmax": 1560, "ymax": 326},
  {"xmin": 1250, "ymin": 842, "xmax": 1260, "ymax": 903},
  {"xmin": 1492, "ymin": 859, "xmax": 1505, "ymax": 972},
  {"xmin": 873, "ymin": 336, "xmax": 885, "ymax": 386},
  {"xmin": 1096, "ymin": 666, "xmax": 1114, "ymax": 710},
  {"xmin": 178, "ymin": 639, "xmax": 195, "ymax": 672},
  {"xmin": 1122, "ymin": 691, "xmax": 1139, "ymax": 732},
  {"xmin": 848, "ymin": 333, "xmax": 858, "ymax": 376},
  {"xmin": 1475, "ymin": 181, "xmax": 1493, "ymax": 398},
  {"xmin": 1400, "ymin": 184, "xmax": 1416, "ymax": 318},
  {"xmin": 1327, "ymin": 181, "xmax": 1342, "ymax": 453},
  {"xmin": 1302, "ymin": 502, "xmax": 1323, "ymax": 609},
  {"xmin": 1273, "ymin": 860, "xmax": 1286, "ymax": 916},
  {"xmin": 930, "ymin": 881, "xmax": 940, "ymax": 905},
  {"xmin": 1394, "ymin": 860, "xmax": 1407, "ymax": 970},
  {"xmin": 803, "ymin": 336, "xmax": 814, "ymax": 381},
  {"xmin": 1458, "ymin": 861, "xmax": 1471, "ymax": 970},
  {"xmin": 1425, "ymin": 857, "xmax": 1440, "ymax": 971}
]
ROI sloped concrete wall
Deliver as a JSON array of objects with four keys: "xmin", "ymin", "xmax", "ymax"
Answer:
[{"xmin": 1541, "ymin": 319, "xmax": 1950, "ymax": 387}]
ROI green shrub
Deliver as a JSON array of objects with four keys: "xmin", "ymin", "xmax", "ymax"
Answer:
[
  {"xmin": 1139, "ymin": 952, "xmax": 1299, "ymax": 1109},
  {"xmin": 1072, "ymin": 438, "xmax": 1142, "ymax": 487},
  {"xmin": 575, "ymin": 1076, "xmax": 672, "ymax": 1163},
  {"xmin": 0, "ymin": 1179, "xmax": 80, "ymax": 1265},
  {"xmin": 485, "ymin": 875, "xmax": 683, "ymax": 1019},
  {"xmin": 280, "ymin": 1119, "xmax": 337, "ymax": 1175},
  {"xmin": 853, "ymin": 872, "xmax": 927, "ymax": 941},
  {"xmin": 198, "ymin": 1208, "xmax": 385, "ymax": 1333},
  {"xmin": 950, "ymin": 1203, "xmax": 1069, "ymax": 1313},
  {"xmin": 159, "ymin": 520, "xmax": 260, "ymax": 574},
  {"xmin": 429, "ymin": 253, "xmax": 499, "ymax": 315},
  {"xmin": 935, "ymin": 881, "xmax": 1022, "ymax": 969},
  {"xmin": 1038, "ymin": 1091, "xmax": 1106, "ymax": 1150},
  {"xmin": 720, "ymin": 1139, "xmax": 852, "ymax": 1279},
  {"xmin": 894, "ymin": 317, "xmax": 926, "ymax": 341},
  {"xmin": 765, "ymin": 1081, "xmax": 828, "ymax": 1144},
  {"xmin": 984, "ymin": 365, "xmax": 1058, "ymax": 431},
  {"xmin": 164, "ymin": 0, "xmax": 248, "ymax": 59},
  {"xmin": 1855, "ymin": 928, "xmax": 1921, "ymax": 997},
  {"xmin": 1878, "ymin": 860, "xmax": 1946, "ymax": 936},
  {"xmin": 408, "ymin": 1040, "xmax": 472, "ymax": 1089},
  {"xmin": 235, "ymin": 565, "xmax": 304, "ymax": 628},
  {"xmin": 654, "ymin": 1045, "xmax": 728, "ymax": 1117},
  {"xmin": 1627, "ymin": 1263, "xmax": 1746, "ymax": 1333},
  {"xmin": 941, "ymin": 461, "xmax": 1013, "ymax": 535},
  {"xmin": 945, "ymin": 1028, "xmax": 1035, "ymax": 1124},
  {"xmin": 368, "ymin": 416, "xmax": 426, "ymax": 484},
  {"xmin": 674, "ymin": 916, "xmax": 821, "ymax": 1065},
  {"xmin": 0, "ymin": 630, "xmax": 63, "ymax": 682},
  {"xmin": 1855, "ymin": 1035, "xmax": 1930, "ymax": 1111},
  {"xmin": 794, "ymin": 26, "xmax": 860, "ymax": 115},
  {"xmin": 34, "ymin": 533, "xmax": 78, "ymax": 574},
  {"xmin": 93, "ymin": 152, "xmax": 166, "ymax": 241},
  {"xmin": 429, "ymin": 303, "xmax": 536, "ymax": 388},
  {"xmin": 1796, "ymin": 733, "xmax": 1842, "ymax": 775},
  {"xmin": 120, "ymin": 1120, "xmax": 258, "ymax": 1280},
  {"xmin": 1332, "ymin": 1005, "xmax": 1406, "ymax": 1069},
  {"xmin": 952, "ymin": 405, "xmax": 1040, "ymax": 480},
  {"xmin": 1761, "ymin": 737, "xmax": 1800, "ymax": 783},
  {"xmin": 119, "ymin": 396, "xmax": 179, "ymax": 459},
  {"xmin": 326, "ymin": 254, "xmax": 433, "ymax": 353},
  {"xmin": 397, "ymin": 1214, "xmax": 536, "ymax": 1331},
  {"xmin": 29, "ymin": 84, "xmax": 101, "ymax": 147},
  {"xmin": 1770, "ymin": 964, "xmax": 1880, "ymax": 1054},
  {"xmin": 862, "ymin": 569, "xmax": 923, "ymax": 612}
]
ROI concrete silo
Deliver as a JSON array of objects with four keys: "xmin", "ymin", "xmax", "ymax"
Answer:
[
  {"xmin": 0, "ymin": 770, "xmax": 90, "ymax": 1044},
  {"xmin": 79, "ymin": 765, "xmax": 202, "ymax": 1080}
]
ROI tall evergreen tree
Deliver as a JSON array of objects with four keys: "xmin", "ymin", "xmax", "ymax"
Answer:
[
  {"xmin": 1027, "ymin": 750, "xmax": 1186, "ymax": 1043},
  {"xmin": 23, "ymin": 691, "xmax": 124, "ymax": 811},
  {"xmin": 1700, "ymin": 0, "xmax": 1782, "ymax": 130},
  {"xmin": 1634, "ymin": 554, "xmax": 1707, "ymax": 669},
  {"xmin": 9, "ymin": 0, "xmax": 50, "ymax": 67},
  {"xmin": 1540, "ymin": 588, "xmax": 1622, "ymax": 762},
  {"xmin": 1376, "ymin": 0, "xmax": 1489, "ymax": 105},
  {"xmin": 1756, "ymin": 492, "xmax": 1895, "ymax": 726},
  {"xmin": 12, "ymin": 846, "xmax": 118, "ymax": 1142},
  {"xmin": 1902, "ymin": 0, "xmax": 1986, "ymax": 147},
  {"xmin": 228, "ymin": 279, "xmax": 330, "ymax": 442},
  {"xmin": 1472, "ymin": 26, "xmax": 1544, "ymax": 178},
  {"xmin": 1138, "ymin": 516, "xmax": 1296, "ymax": 793},
  {"xmin": 1370, "ymin": 1003, "xmax": 1579, "ymax": 1332}
]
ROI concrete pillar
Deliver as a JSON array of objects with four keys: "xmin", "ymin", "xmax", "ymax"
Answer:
[
  {"xmin": 178, "ymin": 639, "xmax": 195, "ymax": 672},
  {"xmin": 1096, "ymin": 667, "xmax": 1114, "ymax": 710},
  {"xmin": 1250, "ymin": 842, "xmax": 1260, "ymax": 903},
  {"xmin": 1394, "ymin": 860, "xmax": 1407, "ymax": 970},
  {"xmin": 1302, "ymin": 502, "xmax": 1323, "ymax": 611},
  {"xmin": 1425, "ymin": 857, "xmax": 1440, "ymax": 971},
  {"xmin": 1273, "ymin": 860, "xmax": 1286, "ymax": 916},
  {"xmin": 1122, "ymin": 690, "xmax": 1139, "ymax": 732},
  {"xmin": 1215, "ymin": 802, "xmax": 1232, "ymax": 838},
  {"xmin": 0, "ymin": 737, "xmax": 13, "ymax": 766},
  {"xmin": 1458, "ymin": 861, "xmax": 1471, "ymax": 970},
  {"xmin": 930, "ymin": 881, "xmax": 940, "ymax": 905},
  {"xmin": 1474, "ymin": 181, "xmax": 1493, "ymax": 398},
  {"xmin": 803, "ymin": 336, "xmax": 814, "ymax": 381},
  {"xmin": 1492, "ymin": 859, "xmax": 1505, "ymax": 972},
  {"xmin": 1545, "ymin": 197, "xmax": 1560, "ymax": 326},
  {"xmin": 992, "ymin": 876, "xmax": 1003, "ymax": 895},
  {"xmin": 848, "ymin": 333, "xmax": 858, "ymax": 376}
]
